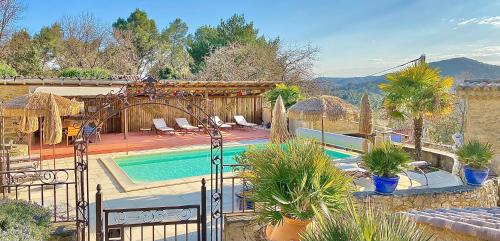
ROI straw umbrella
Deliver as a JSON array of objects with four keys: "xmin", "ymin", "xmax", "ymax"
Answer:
[
  {"xmin": 288, "ymin": 95, "xmax": 358, "ymax": 147},
  {"xmin": 1, "ymin": 93, "xmax": 81, "ymax": 167},
  {"xmin": 270, "ymin": 95, "xmax": 289, "ymax": 144},
  {"xmin": 358, "ymin": 93, "xmax": 373, "ymax": 136}
]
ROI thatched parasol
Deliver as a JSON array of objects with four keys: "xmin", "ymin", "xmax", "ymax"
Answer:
[
  {"xmin": 270, "ymin": 95, "xmax": 289, "ymax": 144},
  {"xmin": 358, "ymin": 93, "xmax": 373, "ymax": 136},
  {"xmin": 1, "ymin": 93, "xmax": 81, "ymax": 166},
  {"xmin": 288, "ymin": 95, "xmax": 358, "ymax": 146}
]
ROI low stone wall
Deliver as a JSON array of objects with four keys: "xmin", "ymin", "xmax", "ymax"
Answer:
[
  {"xmin": 402, "ymin": 145, "xmax": 457, "ymax": 173},
  {"xmin": 224, "ymin": 180, "xmax": 499, "ymax": 241},
  {"xmin": 224, "ymin": 213, "xmax": 266, "ymax": 241},
  {"xmin": 353, "ymin": 179, "xmax": 498, "ymax": 212}
]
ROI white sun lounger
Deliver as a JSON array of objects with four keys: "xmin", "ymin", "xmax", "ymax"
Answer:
[
  {"xmin": 234, "ymin": 115, "xmax": 257, "ymax": 128},
  {"xmin": 212, "ymin": 116, "xmax": 232, "ymax": 129},
  {"xmin": 152, "ymin": 118, "xmax": 174, "ymax": 134},
  {"xmin": 175, "ymin": 118, "xmax": 199, "ymax": 132}
]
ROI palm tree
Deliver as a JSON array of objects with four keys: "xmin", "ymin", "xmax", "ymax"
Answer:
[{"xmin": 379, "ymin": 63, "xmax": 454, "ymax": 162}]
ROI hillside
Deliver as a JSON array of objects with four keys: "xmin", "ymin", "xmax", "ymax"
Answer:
[{"xmin": 316, "ymin": 57, "xmax": 500, "ymax": 106}]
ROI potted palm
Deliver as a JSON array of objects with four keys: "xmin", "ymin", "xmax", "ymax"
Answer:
[
  {"xmin": 457, "ymin": 140, "xmax": 493, "ymax": 186},
  {"xmin": 363, "ymin": 142, "xmax": 410, "ymax": 194},
  {"xmin": 237, "ymin": 138, "xmax": 351, "ymax": 241}
]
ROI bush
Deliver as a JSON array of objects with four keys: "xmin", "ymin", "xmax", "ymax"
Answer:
[
  {"xmin": 301, "ymin": 200, "xmax": 432, "ymax": 241},
  {"xmin": 237, "ymin": 138, "xmax": 351, "ymax": 223},
  {"xmin": 0, "ymin": 200, "xmax": 51, "ymax": 241},
  {"xmin": 59, "ymin": 67, "xmax": 112, "ymax": 79},
  {"xmin": 265, "ymin": 83, "xmax": 303, "ymax": 109},
  {"xmin": 0, "ymin": 62, "xmax": 17, "ymax": 77},
  {"xmin": 457, "ymin": 140, "xmax": 493, "ymax": 169},
  {"xmin": 362, "ymin": 142, "xmax": 411, "ymax": 177}
]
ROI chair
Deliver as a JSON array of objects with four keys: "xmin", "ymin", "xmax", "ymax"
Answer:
[
  {"xmin": 234, "ymin": 115, "xmax": 257, "ymax": 128},
  {"xmin": 152, "ymin": 119, "xmax": 175, "ymax": 134},
  {"xmin": 83, "ymin": 121, "xmax": 102, "ymax": 143},
  {"xmin": 65, "ymin": 126, "xmax": 80, "ymax": 146},
  {"xmin": 175, "ymin": 118, "xmax": 199, "ymax": 132},
  {"xmin": 211, "ymin": 116, "xmax": 233, "ymax": 129}
]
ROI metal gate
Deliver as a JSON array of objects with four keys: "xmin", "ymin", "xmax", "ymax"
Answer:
[
  {"xmin": 0, "ymin": 142, "xmax": 89, "ymax": 239},
  {"xmin": 95, "ymin": 179, "xmax": 207, "ymax": 241}
]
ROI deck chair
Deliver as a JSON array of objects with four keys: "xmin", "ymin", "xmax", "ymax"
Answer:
[
  {"xmin": 211, "ymin": 116, "xmax": 232, "ymax": 129},
  {"xmin": 234, "ymin": 115, "xmax": 257, "ymax": 128},
  {"xmin": 65, "ymin": 126, "xmax": 80, "ymax": 146},
  {"xmin": 152, "ymin": 119, "xmax": 175, "ymax": 134},
  {"xmin": 175, "ymin": 118, "xmax": 199, "ymax": 132}
]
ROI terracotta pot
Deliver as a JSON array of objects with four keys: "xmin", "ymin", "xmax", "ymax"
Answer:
[
  {"xmin": 267, "ymin": 217, "xmax": 311, "ymax": 241},
  {"xmin": 265, "ymin": 224, "xmax": 274, "ymax": 238}
]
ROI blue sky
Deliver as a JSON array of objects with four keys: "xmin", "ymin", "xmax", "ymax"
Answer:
[{"xmin": 17, "ymin": 0, "xmax": 500, "ymax": 77}]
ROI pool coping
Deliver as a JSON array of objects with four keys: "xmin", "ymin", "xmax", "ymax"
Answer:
[{"xmin": 99, "ymin": 139, "xmax": 359, "ymax": 192}]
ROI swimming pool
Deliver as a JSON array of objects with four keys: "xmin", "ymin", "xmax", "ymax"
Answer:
[{"xmin": 115, "ymin": 145, "xmax": 354, "ymax": 183}]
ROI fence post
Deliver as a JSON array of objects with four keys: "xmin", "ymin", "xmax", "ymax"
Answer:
[
  {"xmin": 96, "ymin": 184, "xmax": 103, "ymax": 241},
  {"xmin": 201, "ymin": 178, "xmax": 207, "ymax": 241}
]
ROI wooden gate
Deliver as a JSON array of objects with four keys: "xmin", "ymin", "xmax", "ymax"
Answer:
[{"xmin": 95, "ymin": 179, "xmax": 207, "ymax": 241}]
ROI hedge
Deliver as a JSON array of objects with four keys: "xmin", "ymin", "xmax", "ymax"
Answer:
[{"xmin": 59, "ymin": 67, "xmax": 112, "ymax": 79}]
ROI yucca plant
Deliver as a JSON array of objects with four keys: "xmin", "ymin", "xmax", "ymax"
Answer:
[
  {"xmin": 362, "ymin": 142, "xmax": 411, "ymax": 177},
  {"xmin": 301, "ymin": 199, "xmax": 433, "ymax": 241},
  {"xmin": 236, "ymin": 138, "xmax": 351, "ymax": 224},
  {"xmin": 457, "ymin": 140, "xmax": 493, "ymax": 169}
]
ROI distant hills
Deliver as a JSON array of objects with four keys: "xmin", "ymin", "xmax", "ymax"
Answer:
[{"xmin": 315, "ymin": 57, "xmax": 500, "ymax": 106}]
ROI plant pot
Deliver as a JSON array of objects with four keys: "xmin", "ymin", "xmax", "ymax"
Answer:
[
  {"xmin": 265, "ymin": 224, "xmax": 274, "ymax": 238},
  {"xmin": 463, "ymin": 165, "xmax": 489, "ymax": 186},
  {"xmin": 373, "ymin": 175, "xmax": 399, "ymax": 194},
  {"xmin": 267, "ymin": 217, "xmax": 311, "ymax": 241}
]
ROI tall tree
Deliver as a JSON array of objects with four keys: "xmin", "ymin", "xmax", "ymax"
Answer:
[
  {"xmin": 34, "ymin": 23, "xmax": 63, "ymax": 70},
  {"xmin": 152, "ymin": 18, "xmax": 192, "ymax": 79},
  {"xmin": 187, "ymin": 14, "xmax": 271, "ymax": 73},
  {"xmin": 380, "ymin": 63, "xmax": 454, "ymax": 162},
  {"xmin": 58, "ymin": 13, "xmax": 111, "ymax": 69},
  {"xmin": 0, "ymin": 0, "xmax": 23, "ymax": 45},
  {"xmin": 113, "ymin": 9, "xmax": 159, "ymax": 75},
  {"xmin": 3, "ymin": 30, "xmax": 43, "ymax": 75}
]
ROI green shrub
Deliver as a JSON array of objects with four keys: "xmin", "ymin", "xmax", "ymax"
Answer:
[
  {"xmin": 237, "ymin": 138, "xmax": 351, "ymax": 223},
  {"xmin": 59, "ymin": 67, "xmax": 112, "ymax": 79},
  {"xmin": 457, "ymin": 140, "xmax": 493, "ymax": 169},
  {"xmin": 265, "ymin": 83, "xmax": 303, "ymax": 109},
  {"xmin": 0, "ymin": 200, "xmax": 51, "ymax": 241},
  {"xmin": 362, "ymin": 142, "xmax": 411, "ymax": 177},
  {"xmin": 301, "ymin": 200, "xmax": 432, "ymax": 241},
  {"xmin": 0, "ymin": 62, "xmax": 17, "ymax": 77}
]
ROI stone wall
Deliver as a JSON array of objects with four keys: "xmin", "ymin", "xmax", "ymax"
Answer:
[
  {"xmin": 224, "ymin": 180, "xmax": 499, "ymax": 241},
  {"xmin": 462, "ymin": 94, "xmax": 500, "ymax": 175},
  {"xmin": 353, "ymin": 179, "xmax": 498, "ymax": 212},
  {"xmin": 401, "ymin": 145, "xmax": 457, "ymax": 173}
]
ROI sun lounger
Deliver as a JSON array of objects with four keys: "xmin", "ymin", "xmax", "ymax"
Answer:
[
  {"xmin": 234, "ymin": 115, "xmax": 257, "ymax": 128},
  {"xmin": 211, "ymin": 116, "xmax": 233, "ymax": 129},
  {"xmin": 175, "ymin": 118, "xmax": 200, "ymax": 132},
  {"xmin": 152, "ymin": 118, "xmax": 175, "ymax": 134}
]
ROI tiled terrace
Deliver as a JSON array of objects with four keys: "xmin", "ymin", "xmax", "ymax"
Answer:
[{"xmin": 29, "ymin": 128, "xmax": 269, "ymax": 160}]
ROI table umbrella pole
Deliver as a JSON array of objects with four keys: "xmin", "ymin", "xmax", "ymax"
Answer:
[
  {"xmin": 52, "ymin": 144, "xmax": 55, "ymax": 169},
  {"xmin": 321, "ymin": 115, "xmax": 325, "ymax": 149},
  {"xmin": 39, "ymin": 118, "xmax": 43, "ymax": 165}
]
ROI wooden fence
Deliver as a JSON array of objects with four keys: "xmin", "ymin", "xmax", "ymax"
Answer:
[{"xmin": 122, "ymin": 95, "xmax": 263, "ymax": 132}]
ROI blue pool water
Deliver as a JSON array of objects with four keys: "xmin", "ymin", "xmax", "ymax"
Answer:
[{"xmin": 115, "ymin": 145, "xmax": 353, "ymax": 183}]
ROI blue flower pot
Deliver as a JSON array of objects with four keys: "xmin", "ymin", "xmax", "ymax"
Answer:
[
  {"xmin": 373, "ymin": 175, "xmax": 399, "ymax": 194},
  {"xmin": 463, "ymin": 165, "xmax": 489, "ymax": 186}
]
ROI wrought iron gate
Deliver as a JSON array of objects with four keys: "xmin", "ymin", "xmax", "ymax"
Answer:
[
  {"xmin": 95, "ymin": 179, "xmax": 207, "ymax": 241},
  {"xmin": 0, "ymin": 143, "xmax": 88, "ymax": 239},
  {"xmin": 73, "ymin": 77, "xmax": 224, "ymax": 241}
]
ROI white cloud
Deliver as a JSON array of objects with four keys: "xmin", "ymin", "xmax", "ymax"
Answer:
[{"xmin": 457, "ymin": 16, "xmax": 500, "ymax": 27}]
